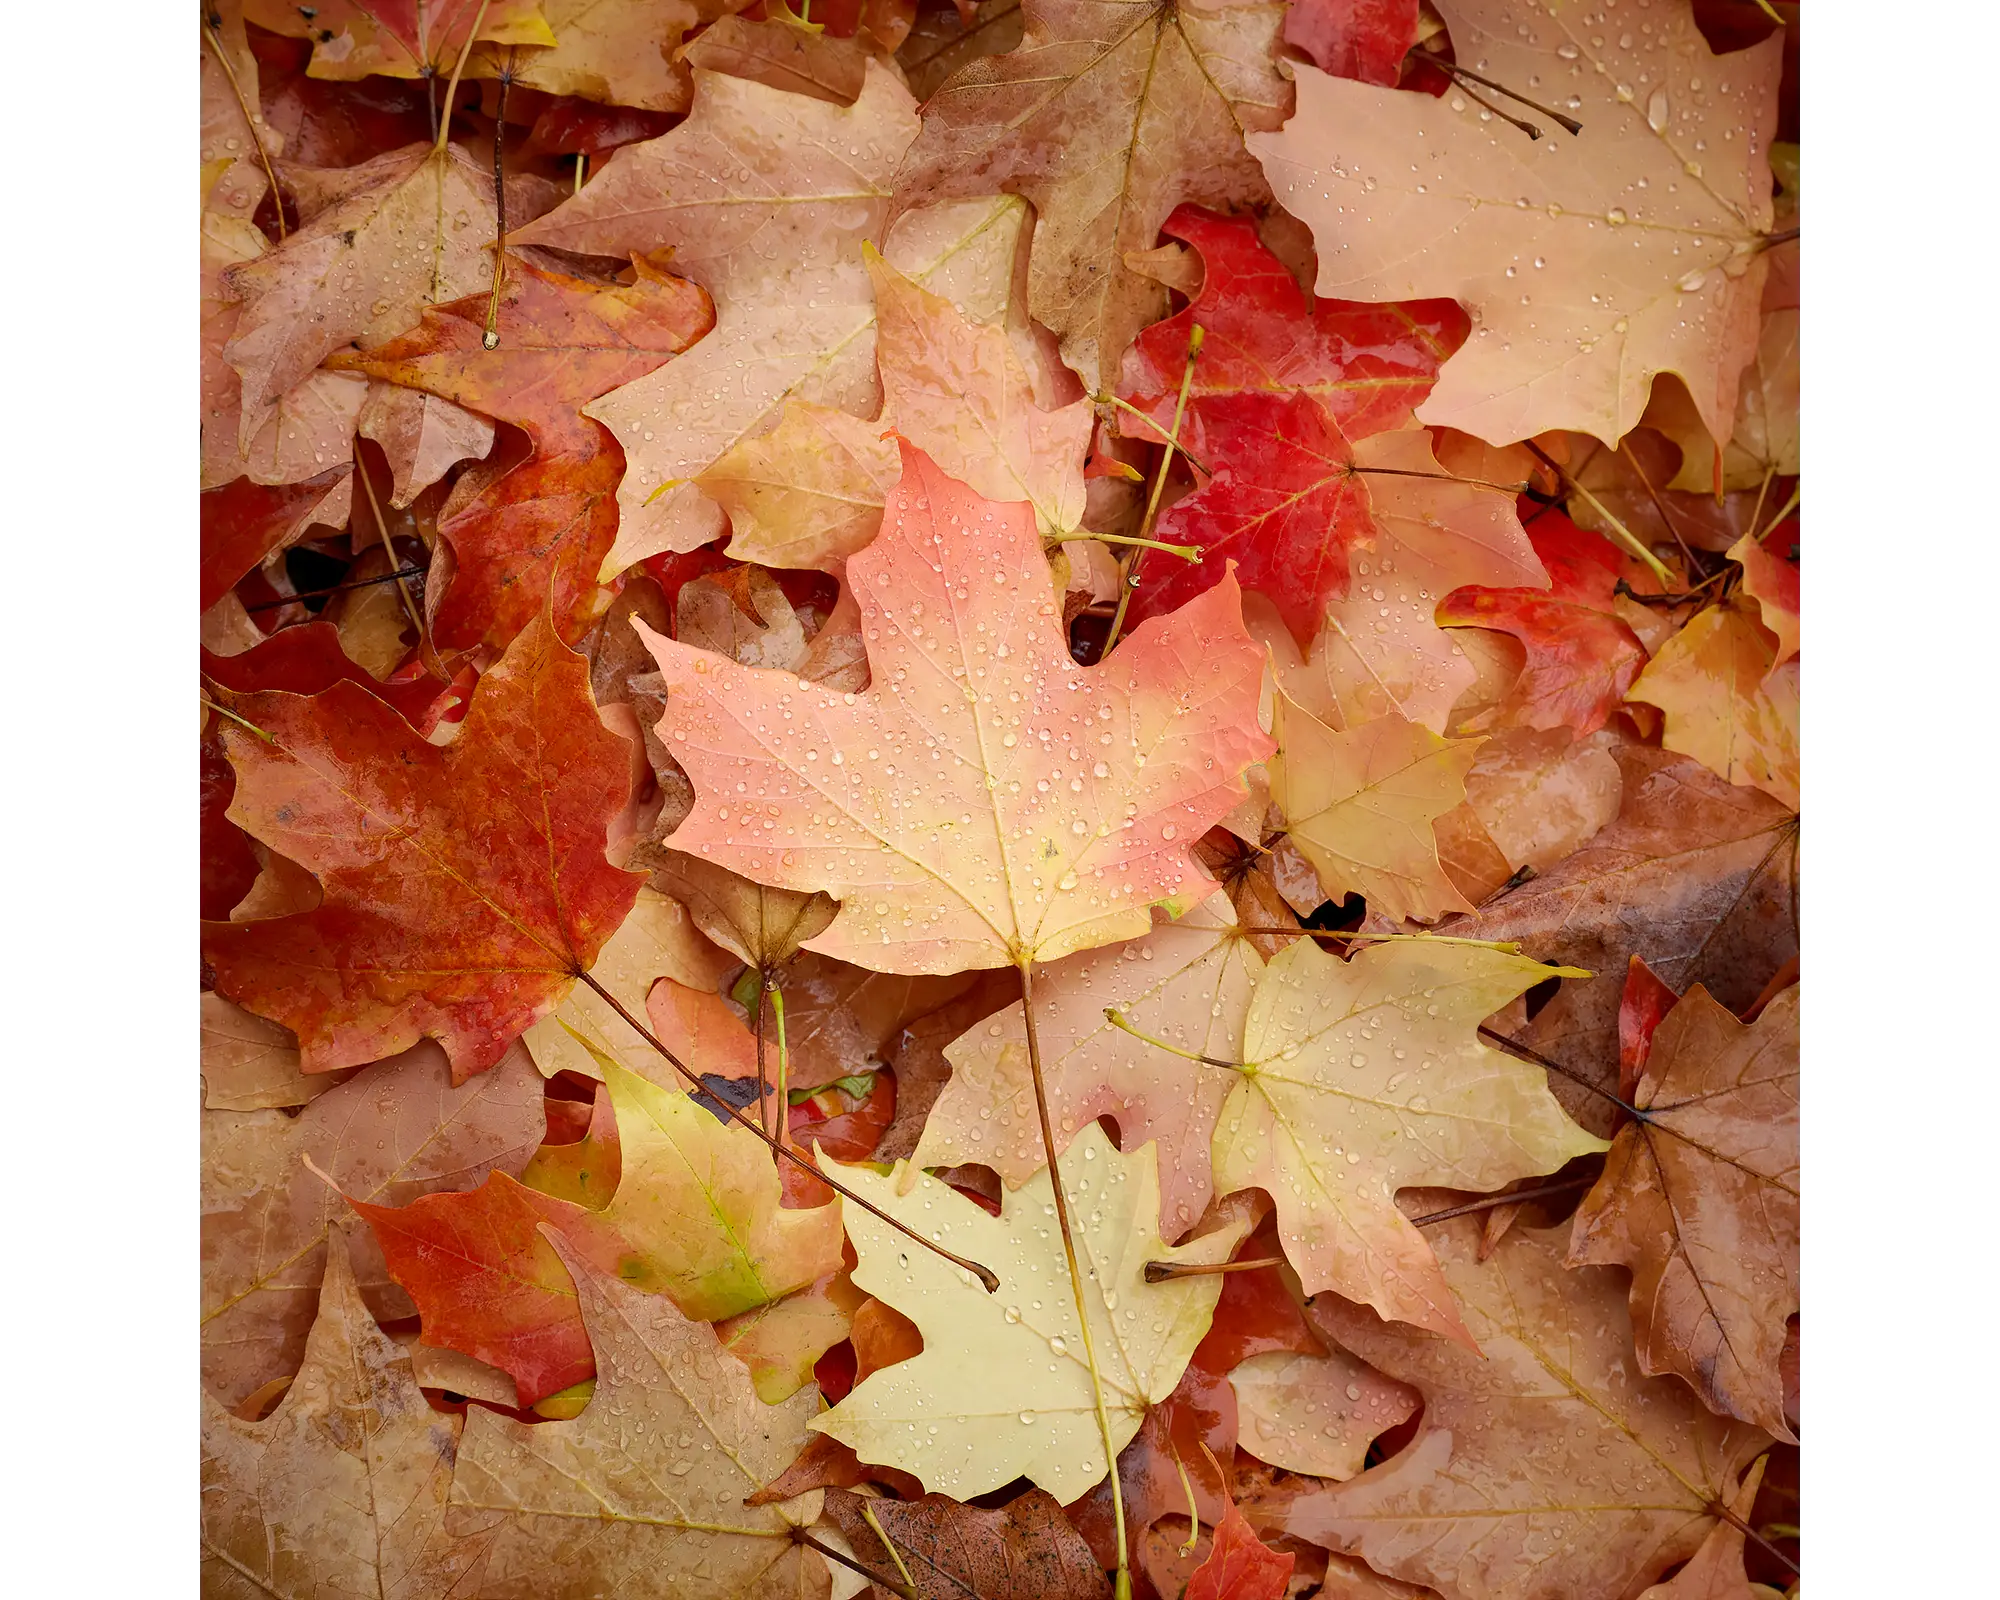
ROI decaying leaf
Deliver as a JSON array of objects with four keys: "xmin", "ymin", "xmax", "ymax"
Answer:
[
  {"xmin": 448, "ymin": 1232, "xmax": 831, "ymax": 1596},
  {"xmin": 1570, "ymin": 984, "xmax": 1799, "ymax": 1441},
  {"xmin": 201, "ymin": 1232, "xmax": 496, "ymax": 1598},
  {"xmin": 1253, "ymin": 1215, "xmax": 1773, "ymax": 1600}
]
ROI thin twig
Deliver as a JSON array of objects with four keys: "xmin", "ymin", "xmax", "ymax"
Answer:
[
  {"xmin": 1048, "ymin": 530, "xmax": 1202, "ymax": 561},
  {"xmin": 576, "ymin": 970, "xmax": 1001, "ymax": 1291},
  {"xmin": 1103, "ymin": 325, "xmax": 1204, "ymax": 656},
  {"xmin": 1351, "ymin": 464, "xmax": 1530, "ymax": 495},
  {"xmin": 1616, "ymin": 438, "xmax": 1697, "ymax": 575},
  {"xmin": 753, "ymin": 981, "xmax": 771, "ymax": 1139},
  {"xmin": 771, "ymin": 981, "xmax": 793, "ymax": 1156},
  {"xmin": 432, "ymin": 0, "xmax": 491, "ymax": 157},
  {"xmin": 201, "ymin": 15, "xmax": 286, "ymax": 240},
  {"xmin": 1095, "ymin": 391, "xmax": 1213, "ymax": 479},
  {"xmin": 354, "ymin": 451, "xmax": 428, "ymax": 649},
  {"xmin": 1709, "ymin": 1493, "xmax": 1801, "ymax": 1577},
  {"xmin": 1018, "ymin": 960, "xmax": 1131, "ymax": 1598},
  {"xmin": 244, "ymin": 566, "xmax": 428, "ymax": 612}
]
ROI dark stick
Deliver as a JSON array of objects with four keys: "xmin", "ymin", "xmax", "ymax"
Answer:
[
  {"xmin": 243, "ymin": 568, "xmax": 428, "ymax": 613},
  {"xmin": 1409, "ymin": 1177, "xmax": 1594, "ymax": 1228},
  {"xmin": 1414, "ymin": 48, "xmax": 1584, "ymax": 135},
  {"xmin": 1476, "ymin": 1024, "xmax": 1648, "ymax": 1122},
  {"xmin": 792, "ymin": 1528, "xmax": 918, "ymax": 1600}
]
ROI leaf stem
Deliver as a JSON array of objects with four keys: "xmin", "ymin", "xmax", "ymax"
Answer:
[
  {"xmin": 771, "ymin": 981, "xmax": 792, "ymax": 1155},
  {"xmin": 1350, "ymin": 464, "xmax": 1529, "ymax": 495},
  {"xmin": 754, "ymin": 980, "xmax": 771, "ymax": 1138},
  {"xmin": 1103, "ymin": 324, "xmax": 1204, "ymax": 657},
  {"xmin": 1708, "ymin": 1486, "xmax": 1801, "ymax": 1577},
  {"xmin": 575, "ymin": 969, "xmax": 1001, "ymax": 1291},
  {"xmin": 1408, "ymin": 1177, "xmax": 1593, "ymax": 1228},
  {"xmin": 1094, "ymin": 391, "xmax": 1213, "ymax": 478},
  {"xmin": 1524, "ymin": 440, "xmax": 1674, "ymax": 584},
  {"xmin": 1476, "ymin": 1023, "xmax": 1648, "ymax": 1122},
  {"xmin": 200, "ymin": 692, "xmax": 274, "ymax": 743},
  {"xmin": 354, "ymin": 449, "xmax": 431, "ymax": 657},
  {"xmin": 1616, "ymin": 438, "xmax": 1697, "ymax": 574},
  {"xmin": 483, "ymin": 49, "xmax": 513, "ymax": 351},
  {"xmin": 1103, "ymin": 1008, "xmax": 1242, "ymax": 1071},
  {"xmin": 857, "ymin": 1502, "xmax": 918, "ymax": 1594},
  {"xmin": 792, "ymin": 1527, "xmax": 917, "ymax": 1600},
  {"xmin": 1169, "ymin": 1442, "xmax": 1201, "ymax": 1555},
  {"xmin": 1019, "ymin": 959, "xmax": 1130, "ymax": 1600},
  {"xmin": 200, "ymin": 15, "xmax": 286, "ymax": 240},
  {"xmin": 1413, "ymin": 48, "xmax": 1582, "ymax": 136},
  {"xmin": 432, "ymin": 0, "xmax": 491, "ymax": 156},
  {"xmin": 1049, "ymin": 530, "xmax": 1202, "ymax": 561},
  {"xmin": 1143, "ymin": 1256, "xmax": 1284, "ymax": 1284}
]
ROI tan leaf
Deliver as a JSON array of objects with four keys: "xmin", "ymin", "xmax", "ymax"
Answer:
[
  {"xmin": 1229, "ymin": 1345, "xmax": 1420, "ymax": 1480},
  {"xmin": 1256, "ymin": 1217, "xmax": 1772, "ymax": 1600},
  {"xmin": 201, "ymin": 992, "xmax": 348, "ymax": 1111},
  {"xmin": 1251, "ymin": 0, "xmax": 1784, "ymax": 445},
  {"xmin": 703, "ymin": 401, "xmax": 901, "ymax": 575},
  {"xmin": 202, "ymin": 1232, "xmax": 496, "ymax": 1598},
  {"xmin": 449, "ymin": 1232, "xmax": 830, "ymax": 1596},
  {"xmin": 1442, "ymin": 744, "xmax": 1798, "ymax": 1136},
  {"xmin": 201, "ymin": 1042, "xmax": 545, "ymax": 1407},
  {"xmin": 517, "ymin": 62, "xmax": 1031, "ymax": 572},
  {"xmin": 224, "ymin": 142, "xmax": 498, "ymax": 449},
  {"xmin": 650, "ymin": 848, "xmax": 840, "ymax": 969},
  {"xmin": 1461, "ymin": 726, "xmax": 1623, "ymax": 875},
  {"xmin": 357, "ymin": 380, "xmax": 494, "ymax": 507},
  {"xmin": 1270, "ymin": 690, "xmax": 1483, "ymax": 925},
  {"xmin": 1570, "ymin": 985, "xmax": 1799, "ymax": 1441},
  {"xmin": 468, "ymin": 0, "xmax": 700, "ymax": 111}
]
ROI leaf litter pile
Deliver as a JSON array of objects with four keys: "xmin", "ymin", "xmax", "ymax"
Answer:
[{"xmin": 198, "ymin": 1, "xmax": 1800, "ymax": 1596}]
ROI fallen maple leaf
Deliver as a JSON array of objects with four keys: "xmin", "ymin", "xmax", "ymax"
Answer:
[
  {"xmin": 448, "ymin": 1231, "xmax": 833, "ymax": 1594},
  {"xmin": 356, "ymin": 380, "xmax": 494, "ymax": 507},
  {"xmin": 222, "ymin": 141, "xmax": 498, "ymax": 450},
  {"xmin": 869, "ymin": 246, "xmax": 1093, "ymax": 537},
  {"xmin": 640, "ymin": 442, "xmax": 1272, "ymax": 973},
  {"xmin": 1251, "ymin": 0, "xmax": 1784, "ymax": 446},
  {"xmin": 517, "ymin": 62, "xmax": 1033, "ymax": 569},
  {"xmin": 1459, "ymin": 725, "xmax": 1623, "ymax": 876},
  {"xmin": 336, "ymin": 249, "xmax": 713, "ymax": 650},
  {"xmin": 826, "ymin": 1485, "xmax": 1114, "ymax": 1600},
  {"xmin": 716, "ymin": 1269, "xmax": 867, "ymax": 1404},
  {"xmin": 649, "ymin": 847, "xmax": 840, "ymax": 971},
  {"xmin": 202, "ymin": 1231, "xmax": 496, "ymax": 1597},
  {"xmin": 1637, "ymin": 1456, "xmax": 1771, "ymax": 1600},
  {"xmin": 1629, "ymin": 598, "xmax": 1799, "ymax": 810},
  {"xmin": 1269, "ymin": 690, "xmax": 1483, "ymax": 925},
  {"xmin": 595, "ymin": 1058, "xmax": 844, "ymax": 1318},
  {"xmin": 466, "ymin": 0, "xmax": 700, "ymax": 110},
  {"xmin": 347, "ymin": 1168, "xmax": 625, "ymax": 1406},
  {"xmin": 201, "ymin": 1041, "xmax": 545, "ymax": 1408},
  {"xmin": 1570, "ymin": 983, "xmax": 1799, "ymax": 1441},
  {"xmin": 1438, "ymin": 509, "xmax": 1652, "ymax": 736},
  {"xmin": 519, "ymin": 1079, "xmax": 620, "ymax": 1207},
  {"xmin": 1443, "ymin": 744, "xmax": 1799, "ymax": 1134},
  {"xmin": 774, "ymin": 952, "xmax": 985, "ymax": 1092},
  {"xmin": 893, "ymin": 0, "xmax": 1292, "ymax": 391},
  {"xmin": 911, "ymin": 892, "xmax": 1260, "ymax": 1239},
  {"xmin": 200, "ymin": 992, "xmax": 342, "ymax": 1112},
  {"xmin": 204, "ymin": 611, "xmax": 643, "ymax": 1078},
  {"xmin": 244, "ymin": 0, "xmax": 557, "ymax": 79},
  {"xmin": 1252, "ymin": 1215, "xmax": 1772, "ymax": 1600},
  {"xmin": 814, "ymin": 1124, "xmax": 1253, "ymax": 1503},
  {"xmin": 1212, "ymin": 936, "xmax": 1606, "ymax": 1340},
  {"xmin": 1119, "ymin": 205, "xmax": 1467, "ymax": 445}
]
